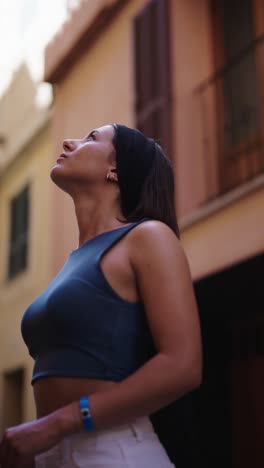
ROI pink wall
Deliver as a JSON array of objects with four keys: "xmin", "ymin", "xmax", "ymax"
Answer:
[{"xmin": 171, "ymin": 0, "xmax": 216, "ymax": 217}]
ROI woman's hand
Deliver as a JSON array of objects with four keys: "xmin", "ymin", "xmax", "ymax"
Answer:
[{"xmin": 0, "ymin": 407, "xmax": 72, "ymax": 468}]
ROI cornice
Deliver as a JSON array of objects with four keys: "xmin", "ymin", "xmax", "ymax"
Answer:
[{"xmin": 44, "ymin": 0, "xmax": 128, "ymax": 84}]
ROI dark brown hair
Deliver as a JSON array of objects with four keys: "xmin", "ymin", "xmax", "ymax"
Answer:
[{"xmin": 112, "ymin": 127, "xmax": 180, "ymax": 239}]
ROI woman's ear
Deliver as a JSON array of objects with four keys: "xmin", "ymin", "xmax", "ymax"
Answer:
[
  {"xmin": 106, "ymin": 169, "xmax": 118, "ymax": 183},
  {"xmin": 110, "ymin": 170, "xmax": 118, "ymax": 182}
]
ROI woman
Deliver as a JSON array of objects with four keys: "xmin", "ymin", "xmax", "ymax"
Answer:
[{"xmin": 0, "ymin": 124, "xmax": 202, "ymax": 467}]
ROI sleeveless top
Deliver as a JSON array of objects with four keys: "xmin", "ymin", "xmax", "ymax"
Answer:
[{"xmin": 21, "ymin": 217, "xmax": 156, "ymax": 385}]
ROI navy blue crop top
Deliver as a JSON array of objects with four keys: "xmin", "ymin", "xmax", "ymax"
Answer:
[{"xmin": 21, "ymin": 217, "xmax": 156, "ymax": 385}]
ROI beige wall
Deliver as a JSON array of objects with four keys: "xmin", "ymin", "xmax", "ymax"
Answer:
[
  {"xmin": 0, "ymin": 125, "xmax": 52, "ymax": 427},
  {"xmin": 0, "ymin": 64, "xmax": 48, "ymax": 172},
  {"xmin": 181, "ymin": 184, "xmax": 264, "ymax": 280},
  {"xmin": 0, "ymin": 66, "xmax": 52, "ymax": 429}
]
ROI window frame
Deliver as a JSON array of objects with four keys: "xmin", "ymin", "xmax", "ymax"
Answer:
[
  {"xmin": 7, "ymin": 184, "xmax": 30, "ymax": 280},
  {"xmin": 210, "ymin": 0, "xmax": 264, "ymax": 193}
]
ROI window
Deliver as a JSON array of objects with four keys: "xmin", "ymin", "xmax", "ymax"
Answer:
[
  {"xmin": 212, "ymin": 0, "xmax": 264, "ymax": 193},
  {"xmin": 2, "ymin": 368, "xmax": 25, "ymax": 429},
  {"xmin": 8, "ymin": 185, "xmax": 30, "ymax": 279},
  {"xmin": 133, "ymin": 0, "xmax": 172, "ymax": 157},
  {"xmin": 220, "ymin": 0, "xmax": 260, "ymax": 148}
]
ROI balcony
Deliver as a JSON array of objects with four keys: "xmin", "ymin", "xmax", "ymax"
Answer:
[{"xmin": 194, "ymin": 36, "xmax": 264, "ymax": 202}]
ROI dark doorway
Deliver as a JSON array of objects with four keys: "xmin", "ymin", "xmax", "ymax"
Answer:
[{"xmin": 151, "ymin": 252, "xmax": 264, "ymax": 468}]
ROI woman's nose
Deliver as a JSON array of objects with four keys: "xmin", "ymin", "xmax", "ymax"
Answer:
[{"xmin": 63, "ymin": 140, "xmax": 73, "ymax": 152}]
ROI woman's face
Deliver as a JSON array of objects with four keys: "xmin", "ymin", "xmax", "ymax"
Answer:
[{"xmin": 50, "ymin": 125, "xmax": 116, "ymax": 192}]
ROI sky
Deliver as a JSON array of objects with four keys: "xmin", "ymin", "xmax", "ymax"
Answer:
[{"xmin": 0, "ymin": 0, "xmax": 70, "ymax": 98}]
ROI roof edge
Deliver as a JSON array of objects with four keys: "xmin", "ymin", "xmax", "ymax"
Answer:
[{"xmin": 44, "ymin": 0, "xmax": 128, "ymax": 84}]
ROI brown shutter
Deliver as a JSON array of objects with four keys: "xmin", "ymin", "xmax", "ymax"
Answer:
[
  {"xmin": 211, "ymin": 0, "xmax": 264, "ymax": 194},
  {"xmin": 133, "ymin": 0, "xmax": 172, "ymax": 158}
]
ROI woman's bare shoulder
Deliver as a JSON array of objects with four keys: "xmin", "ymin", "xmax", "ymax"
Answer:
[
  {"xmin": 133, "ymin": 218, "xmax": 178, "ymax": 238},
  {"xmin": 128, "ymin": 218, "xmax": 182, "ymax": 262}
]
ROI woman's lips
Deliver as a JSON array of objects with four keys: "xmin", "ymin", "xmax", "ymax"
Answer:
[{"xmin": 56, "ymin": 153, "xmax": 67, "ymax": 162}]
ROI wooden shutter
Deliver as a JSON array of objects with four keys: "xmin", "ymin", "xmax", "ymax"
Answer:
[
  {"xmin": 8, "ymin": 185, "xmax": 29, "ymax": 279},
  {"xmin": 133, "ymin": 0, "xmax": 172, "ymax": 157},
  {"xmin": 211, "ymin": 0, "xmax": 264, "ymax": 194}
]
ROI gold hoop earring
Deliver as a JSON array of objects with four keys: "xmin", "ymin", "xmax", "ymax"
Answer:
[{"xmin": 106, "ymin": 173, "xmax": 113, "ymax": 182}]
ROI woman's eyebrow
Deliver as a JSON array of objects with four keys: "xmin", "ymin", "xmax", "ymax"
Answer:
[{"xmin": 85, "ymin": 130, "xmax": 99, "ymax": 139}]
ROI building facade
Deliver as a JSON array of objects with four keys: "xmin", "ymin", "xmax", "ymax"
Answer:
[
  {"xmin": 29, "ymin": 0, "xmax": 264, "ymax": 466},
  {"xmin": 0, "ymin": 64, "xmax": 52, "ymax": 430}
]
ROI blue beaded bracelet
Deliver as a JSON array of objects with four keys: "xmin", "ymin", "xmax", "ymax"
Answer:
[{"xmin": 79, "ymin": 396, "xmax": 95, "ymax": 431}]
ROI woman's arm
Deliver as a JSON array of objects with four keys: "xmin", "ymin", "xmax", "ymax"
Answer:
[{"xmin": 62, "ymin": 220, "xmax": 203, "ymax": 433}]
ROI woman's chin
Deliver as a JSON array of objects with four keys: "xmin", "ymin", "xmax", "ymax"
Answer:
[
  {"xmin": 50, "ymin": 161, "xmax": 67, "ymax": 175},
  {"xmin": 50, "ymin": 163, "xmax": 60, "ymax": 179},
  {"xmin": 50, "ymin": 165, "xmax": 69, "ymax": 191}
]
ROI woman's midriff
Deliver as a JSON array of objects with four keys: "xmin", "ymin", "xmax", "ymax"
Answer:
[{"xmin": 33, "ymin": 377, "xmax": 118, "ymax": 418}]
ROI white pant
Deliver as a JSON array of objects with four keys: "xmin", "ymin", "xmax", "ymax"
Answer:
[{"xmin": 34, "ymin": 415, "xmax": 175, "ymax": 467}]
